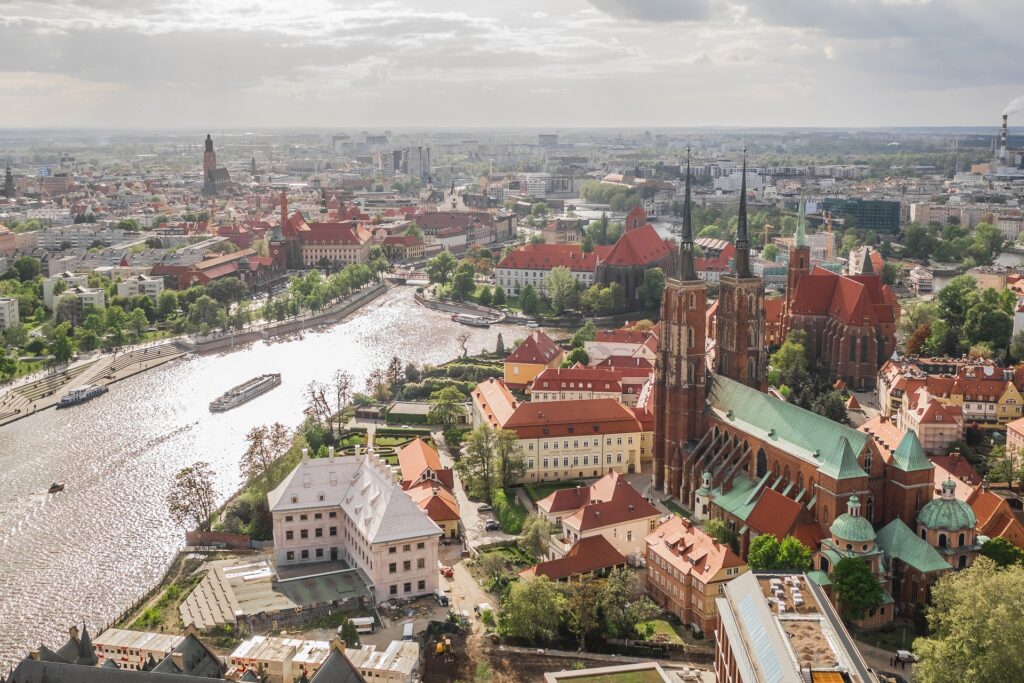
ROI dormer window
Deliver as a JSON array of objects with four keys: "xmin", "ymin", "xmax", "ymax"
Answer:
[{"xmin": 291, "ymin": 495, "xmax": 298, "ymax": 504}]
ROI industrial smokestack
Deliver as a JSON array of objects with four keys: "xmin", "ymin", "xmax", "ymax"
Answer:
[{"xmin": 1000, "ymin": 114, "xmax": 1009, "ymax": 162}]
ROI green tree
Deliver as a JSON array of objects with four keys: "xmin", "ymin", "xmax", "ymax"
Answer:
[
  {"xmin": 456, "ymin": 424, "xmax": 499, "ymax": 502},
  {"xmin": 50, "ymin": 322, "xmax": 75, "ymax": 364},
  {"xmin": 54, "ymin": 293, "xmax": 79, "ymax": 325},
  {"xmin": 937, "ymin": 275, "xmax": 976, "ymax": 329},
  {"xmin": 241, "ymin": 422, "xmax": 291, "ymax": 482},
  {"xmin": 130, "ymin": 308, "xmax": 149, "ymax": 337},
  {"xmin": 495, "ymin": 427, "xmax": 525, "ymax": 488},
  {"xmin": 492, "ymin": 285, "xmax": 506, "ymax": 307},
  {"xmin": 206, "ymin": 277, "xmax": 248, "ymax": 305},
  {"xmin": 12, "ymin": 256, "xmax": 40, "ymax": 282},
  {"xmin": 187, "ymin": 295, "xmax": 222, "ymax": 330},
  {"xmin": 495, "ymin": 333, "xmax": 505, "ymax": 355},
  {"xmin": 914, "ymin": 558, "xmax": 1024, "ymax": 683},
  {"xmin": 963, "ymin": 301, "xmax": 1012, "ymax": 351},
  {"xmin": 546, "ymin": 266, "xmax": 578, "ymax": 315},
  {"xmin": 768, "ymin": 330, "xmax": 810, "ymax": 389},
  {"xmin": 156, "ymin": 290, "xmax": 178, "ymax": 319},
  {"xmin": 562, "ymin": 347, "xmax": 589, "ymax": 367},
  {"xmin": 500, "ymin": 577, "xmax": 562, "ymax": 642},
  {"xmin": 777, "ymin": 536, "xmax": 813, "ymax": 571},
  {"xmin": 571, "ymin": 320, "xmax": 597, "ymax": 348},
  {"xmin": 763, "ymin": 243, "xmax": 780, "ymax": 261},
  {"xmin": 518, "ymin": 284, "xmax": 540, "ymax": 315},
  {"xmin": 338, "ymin": 618, "xmax": 361, "ymax": 647},
  {"xmin": 427, "ymin": 250, "xmax": 458, "ymax": 285},
  {"xmin": 451, "ymin": 261, "xmax": 476, "ymax": 301},
  {"xmin": 518, "ymin": 513, "xmax": 553, "ymax": 558},
  {"xmin": 979, "ymin": 537, "xmax": 1024, "ymax": 566},
  {"xmin": 831, "ymin": 557, "xmax": 883, "ymax": 621},
  {"xmin": 637, "ymin": 267, "xmax": 665, "ymax": 311},
  {"xmin": 0, "ymin": 352, "xmax": 18, "ymax": 381},
  {"xmin": 427, "ymin": 386, "xmax": 467, "ymax": 427},
  {"xmin": 601, "ymin": 567, "xmax": 659, "ymax": 639},
  {"xmin": 747, "ymin": 534, "xmax": 781, "ymax": 571},
  {"xmin": 477, "ymin": 286, "xmax": 492, "ymax": 307},
  {"xmin": 704, "ymin": 518, "xmax": 739, "ymax": 553},
  {"xmin": 562, "ymin": 577, "xmax": 604, "ymax": 648}
]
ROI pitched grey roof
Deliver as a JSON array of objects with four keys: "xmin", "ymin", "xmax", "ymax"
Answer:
[
  {"xmin": 7, "ymin": 660, "xmax": 218, "ymax": 683},
  {"xmin": 309, "ymin": 647, "xmax": 365, "ymax": 683}
]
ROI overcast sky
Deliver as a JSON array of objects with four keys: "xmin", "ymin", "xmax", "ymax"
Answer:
[{"xmin": 1, "ymin": 0, "xmax": 1022, "ymax": 130}]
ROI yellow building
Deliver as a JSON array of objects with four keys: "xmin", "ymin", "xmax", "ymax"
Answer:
[
  {"xmin": 471, "ymin": 378, "xmax": 648, "ymax": 484},
  {"xmin": 503, "ymin": 329, "xmax": 564, "ymax": 390}
]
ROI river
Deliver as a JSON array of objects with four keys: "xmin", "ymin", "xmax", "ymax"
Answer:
[{"xmin": 0, "ymin": 286, "xmax": 538, "ymax": 667}]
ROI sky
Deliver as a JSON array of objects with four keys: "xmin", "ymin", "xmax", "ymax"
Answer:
[{"xmin": 0, "ymin": 0, "xmax": 1022, "ymax": 130}]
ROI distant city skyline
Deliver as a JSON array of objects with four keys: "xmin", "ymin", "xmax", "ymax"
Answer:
[{"xmin": 1, "ymin": 0, "xmax": 1022, "ymax": 129}]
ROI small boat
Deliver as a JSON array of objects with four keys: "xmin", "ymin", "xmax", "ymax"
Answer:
[
  {"xmin": 48, "ymin": 481, "xmax": 65, "ymax": 494},
  {"xmin": 210, "ymin": 373, "xmax": 282, "ymax": 412},
  {"xmin": 56, "ymin": 384, "xmax": 108, "ymax": 409},
  {"xmin": 451, "ymin": 313, "xmax": 491, "ymax": 328}
]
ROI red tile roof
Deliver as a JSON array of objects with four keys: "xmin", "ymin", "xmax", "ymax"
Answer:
[
  {"xmin": 506, "ymin": 329, "xmax": 562, "ymax": 365},
  {"xmin": 404, "ymin": 480, "xmax": 461, "ymax": 522},
  {"xmin": 602, "ymin": 224, "xmax": 674, "ymax": 267},
  {"xmin": 746, "ymin": 488, "xmax": 804, "ymax": 541},
  {"xmin": 530, "ymin": 365, "xmax": 623, "ymax": 393},
  {"xmin": 497, "ymin": 244, "xmax": 598, "ymax": 273},
  {"xmin": 519, "ymin": 535, "xmax": 626, "ymax": 581},
  {"xmin": 398, "ymin": 437, "xmax": 443, "ymax": 481},
  {"xmin": 472, "ymin": 378, "xmax": 519, "ymax": 430},
  {"xmin": 645, "ymin": 515, "xmax": 745, "ymax": 582},
  {"xmin": 539, "ymin": 470, "xmax": 659, "ymax": 530},
  {"xmin": 504, "ymin": 398, "xmax": 643, "ymax": 439},
  {"xmin": 790, "ymin": 266, "xmax": 898, "ymax": 326}
]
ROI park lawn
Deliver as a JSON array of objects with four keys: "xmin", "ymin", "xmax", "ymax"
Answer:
[
  {"xmin": 480, "ymin": 545, "xmax": 535, "ymax": 567},
  {"xmin": 524, "ymin": 479, "xmax": 588, "ymax": 502},
  {"xmin": 637, "ymin": 618, "xmax": 684, "ymax": 645},
  {"xmin": 493, "ymin": 488, "xmax": 527, "ymax": 534}
]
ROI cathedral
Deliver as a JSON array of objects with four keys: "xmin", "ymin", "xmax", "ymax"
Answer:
[
  {"xmin": 653, "ymin": 151, "xmax": 966, "ymax": 624},
  {"xmin": 201, "ymin": 134, "xmax": 232, "ymax": 196}
]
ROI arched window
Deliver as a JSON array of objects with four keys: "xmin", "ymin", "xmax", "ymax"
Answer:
[
  {"xmin": 958, "ymin": 555, "xmax": 968, "ymax": 569},
  {"xmin": 863, "ymin": 450, "xmax": 873, "ymax": 471},
  {"xmin": 756, "ymin": 448, "xmax": 768, "ymax": 478},
  {"xmin": 820, "ymin": 557, "xmax": 830, "ymax": 572},
  {"xmin": 689, "ymin": 293, "xmax": 696, "ymax": 310},
  {"xmin": 921, "ymin": 529, "xmax": 927, "ymax": 540},
  {"xmin": 748, "ymin": 357, "xmax": 756, "ymax": 378},
  {"xmin": 849, "ymin": 339, "xmax": 857, "ymax": 362},
  {"xmin": 938, "ymin": 533, "xmax": 947, "ymax": 548},
  {"xmin": 747, "ymin": 327, "xmax": 755, "ymax": 347},
  {"xmin": 866, "ymin": 497, "xmax": 874, "ymax": 522},
  {"xmin": 808, "ymin": 478, "xmax": 815, "ymax": 493},
  {"xmin": 797, "ymin": 471, "xmax": 804, "ymax": 490},
  {"xmin": 687, "ymin": 328, "xmax": 694, "ymax": 349},
  {"xmin": 748, "ymin": 295, "xmax": 756, "ymax": 316},
  {"xmin": 958, "ymin": 533, "xmax": 965, "ymax": 547},
  {"xmin": 773, "ymin": 463, "xmax": 781, "ymax": 480},
  {"xmin": 860, "ymin": 336, "xmax": 870, "ymax": 363},
  {"xmin": 783, "ymin": 465, "xmax": 791, "ymax": 482},
  {"xmin": 823, "ymin": 506, "xmax": 830, "ymax": 524}
]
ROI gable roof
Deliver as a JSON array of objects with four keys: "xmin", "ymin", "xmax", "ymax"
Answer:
[
  {"xmin": 706, "ymin": 375, "xmax": 868, "ymax": 479},
  {"xmin": 404, "ymin": 481, "xmax": 461, "ymax": 522},
  {"xmin": 519, "ymin": 535, "xmax": 626, "ymax": 581},
  {"xmin": 602, "ymin": 224, "xmax": 673, "ymax": 267},
  {"xmin": 557, "ymin": 471, "xmax": 660, "ymax": 532},
  {"xmin": 645, "ymin": 515, "xmax": 746, "ymax": 581},
  {"xmin": 497, "ymin": 244, "xmax": 598, "ymax": 273},
  {"xmin": 506, "ymin": 329, "xmax": 562, "ymax": 365},
  {"xmin": 397, "ymin": 438, "xmax": 442, "ymax": 482},
  {"xmin": 746, "ymin": 488, "xmax": 804, "ymax": 540},
  {"xmin": 891, "ymin": 431, "xmax": 934, "ymax": 472}
]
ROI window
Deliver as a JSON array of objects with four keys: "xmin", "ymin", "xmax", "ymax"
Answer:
[
  {"xmin": 291, "ymin": 495, "xmax": 298, "ymax": 504},
  {"xmin": 300, "ymin": 529, "xmax": 309, "ymax": 539},
  {"xmin": 315, "ymin": 548, "xmax": 324, "ymax": 558},
  {"xmin": 329, "ymin": 511, "xmax": 337, "ymax": 518},
  {"xmin": 301, "ymin": 549, "xmax": 309, "ymax": 560},
  {"xmin": 403, "ymin": 544, "xmax": 411, "ymax": 552},
  {"xmin": 418, "ymin": 579, "xmax": 426, "ymax": 590},
  {"xmin": 286, "ymin": 551, "xmax": 295, "ymax": 561},
  {"xmin": 403, "ymin": 582, "xmax": 412, "ymax": 593},
  {"xmin": 286, "ymin": 530, "xmax": 294, "ymax": 541},
  {"xmin": 403, "ymin": 560, "xmax": 412, "ymax": 571},
  {"xmin": 417, "ymin": 541, "xmax": 425, "ymax": 549},
  {"xmin": 330, "ymin": 526, "xmax": 337, "ymax": 536},
  {"xmin": 318, "ymin": 493, "xmax": 325, "ymax": 502},
  {"xmin": 417, "ymin": 558, "xmax": 425, "ymax": 569},
  {"xmin": 285, "ymin": 515, "xmax": 293, "ymax": 522},
  {"xmin": 390, "ymin": 585, "xmax": 398, "ymax": 596},
  {"xmin": 300, "ymin": 514, "xmax": 308, "ymax": 521},
  {"xmin": 389, "ymin": 563, "xmax": 397, "ymax": 574},
  {"xmin": 389, "ymin": 546, "xmax": 397, "ymax": 554},
  {"xmin": 627, "ymin": 531, "xmax": 632, "ymax": 541},
  {"xmin": 315, "ymin": 528, "xmax": 323, "ymax": 538}
]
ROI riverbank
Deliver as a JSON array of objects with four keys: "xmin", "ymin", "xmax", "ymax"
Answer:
[{"xmin": 0, "ymin": 281, "xmax": 392, "ymax": 429}]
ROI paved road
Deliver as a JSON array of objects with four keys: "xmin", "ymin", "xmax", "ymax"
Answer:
[
  {"xmin": 856, "ymin": 640, "xmax": 916, "ymax": 682},
  {"xmin": 432, "ymin": 430, "xmax": 517, "ymax": 547}
]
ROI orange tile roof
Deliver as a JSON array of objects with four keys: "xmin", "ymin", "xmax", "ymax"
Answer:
[
  {"xmin": 472, "ymin": 378, "xmax": 519, "ymax": 430},
  {"xmin": 404, "ymin": 481, "xmax": 461, "ymax": 522},
  {"xmin": 530, "ymin": 365, "xmax": 623, "ymax": 393},
  {"xmin": 397, "ymin": 437, "xmax": 443, "ymax": 482},
  {"xmin": 645, "ymin": 515, "xmax": 745, "ymax": 582},
  {"xmin": 552, "ymin": 471, "xmax": 660, "ymax": 532},
  {"xmin": 746, "ymin": 488, "xmax": 804, "ymax": 540},
  {"xmin": 506, "ymin": 329, "xmax": 562, "ymax": 364},
  {"xmin": 504, "ymin": 398, "xmax": 643, "ymax": 439},
  {"xmin": 602, "ymin": 224, "xmax": 674, "ymax": 267},
  {"xmin": 519, "ymin": 535, "xmax": 625, "ymax": 581}
]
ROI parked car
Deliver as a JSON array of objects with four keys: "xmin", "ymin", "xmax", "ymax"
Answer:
[
  {"xmin": 434, "ymin": 589, "xmax": 449, "ymax": 606},
  {"xmin": 477, "ymin": 504, "xmax": 493, "ymax": 512},
  {"xmin": 439, "ymin": 564, "xmax": 454, "ymax": 578},
  {"xmin": 484, "ymin": 520, "xmax": 501, "ymax": 531}
]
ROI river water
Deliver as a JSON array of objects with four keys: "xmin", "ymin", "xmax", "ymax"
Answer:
[{"xmin": 0, "ymin": 287, "xmax": 536, "ymax": 667}]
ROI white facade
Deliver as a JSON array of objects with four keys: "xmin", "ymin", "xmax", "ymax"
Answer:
[
  {"xmin": 268, "ymin": 449, "xmax": 441, "ymax": 602},
  {"xmin": 494, "ymin": 266, "xmax": 595, "ymax": 294},
  {"xmin": 43, "ymin": 272, "xmax": 88, "ymax": 309},
  {"xmin": 0, "ymin": 297, "xmax": 19, "ymax": 330},
  {"xmin": 117, "ymin": 274, "xmax": 164, "ymax": 300}
]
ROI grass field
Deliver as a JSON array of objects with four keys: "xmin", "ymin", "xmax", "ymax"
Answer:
[
  {"xmin": 493, "ymin": 488, "xmax": 527, "ymax": 534},
  {"xmin": 568, "ymin": 671, "xmax": 665, "ymax": 683}
]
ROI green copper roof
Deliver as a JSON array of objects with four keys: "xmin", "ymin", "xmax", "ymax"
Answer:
[
  {"xmin": 818, "ymin": 437, "xmax": 866, "ymax": 481},
  {"xmin": 806, "ymin": 570, "xmax": 831, "ymax": 587},
  {"xmin": 917, "ymin": 497, "xmax": 977, "ymax": 531},
  {"xmin": 712, "ymin": 474, "xmax": 760, "ymax": 522},
  {"xmin": 706, "ymin": 375, "xmax": 868, "ymax": 479},
  {"xmin": 830, "ymin": 514, "xmax": 876, "ymax": 543},
  {"xmin": 891, "ymin": 431, "xmax": 933, "ymax": 473},
  {"xmin": 875, "ymin": 518, "xmax": 952, "ymax": 574}
]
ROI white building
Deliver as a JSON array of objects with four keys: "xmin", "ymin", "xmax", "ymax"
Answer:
[
  {"xmin": 268, "ymin": 448, "xmax": 441, "ymax": 602},
  {"xmin": 93, "ymin": 629, "xmax": 185, "ymax": 672},
  {"xmin": 43, "ymin": 272, "xmax": 88, "ymax": 309},
  {"xmin": 0, "ymin": 297, "xmax": 19, "ymax": 330},
  {"xmin": 345, "ymin": 640, "xmax": 420, "ymax": 683},
  {"xmin": 117, "ymin": 273, "xmax": 165, "ymax": 300},
  {"xmin": 229, "ymin": 636, "xmax": 419, "ymax": 683}
]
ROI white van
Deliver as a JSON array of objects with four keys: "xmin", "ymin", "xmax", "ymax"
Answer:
[{"xmin": 402, "ymin": 622, "xmax": 415, "ymax": 641}]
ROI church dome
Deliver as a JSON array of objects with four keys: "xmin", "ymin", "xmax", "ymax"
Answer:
[
  {"xmin": 917, "ymin": 479, "xmax": 976, "ymax": 531},
  {"xmin": 830, "ymin": 495, "xmax": 876, "ymax": 543}
]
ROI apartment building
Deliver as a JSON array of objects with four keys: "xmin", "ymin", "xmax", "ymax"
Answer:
[
  {"xmin": 92, "ymin": 629, "xmax": 185, "ymax": 672},
  {"xmin": 268, "ymin": 449, "xmax": 441, "ymax": 602},
  {"xmin": 645, "ymin": 515, "xmax": 747, "ymax": 636},
  {"xmin": 43, "ymin": 271, "xmax": 88, "ymax": 309},
  {"xmin": 494, "ymin": 243, "xmax": 599, "ymax": 295},
  {"xmin": 528, "ymin": 366, "xmax": 622, "ymax": 402},
  {"xmin": 471, "ymin": 378, "xmax": 649, "ymax": 483},
  {"xmin": 503, "ymin": 329, "xmax": 565, "ymax": 391},
  {"xmin": 116, "ymin": 274, "xmax": 165, "ymax": 300},
  {"xmin": 0, "ymin": 297, "xmax": 19, "ymax": 330}
]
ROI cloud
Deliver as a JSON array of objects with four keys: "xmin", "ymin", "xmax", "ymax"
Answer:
[{"xmin": 587, "ymin": 0, "xmax": 713, "ymax": 22}]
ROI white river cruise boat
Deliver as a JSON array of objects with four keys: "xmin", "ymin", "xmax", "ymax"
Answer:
[{"xmin": 209, "ymin": 373, "xmax": 282, "ymax": 412}]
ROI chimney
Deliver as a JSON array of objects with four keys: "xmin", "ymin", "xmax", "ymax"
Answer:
[{"xmin": 1001, "ymin": 114, "xmax": 1009, "ymax": 162}]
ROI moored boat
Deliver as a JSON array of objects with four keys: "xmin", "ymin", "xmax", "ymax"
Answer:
[
  {"xmin": 48, "ymin": 481, "xmax": 65, "ymax": 494},
  {"xmin": 209, "ymin": 373, "xmax": 282, "ymax": 412},
  {"xmin": 56, "ymin": 384, "xmax": 108, "ymax": 409},
  {"xmin": 451, "ymin": 313, "xmax": 491, "ymax": 328}
]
